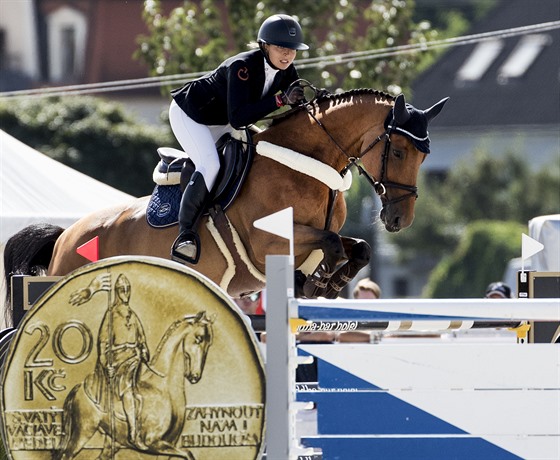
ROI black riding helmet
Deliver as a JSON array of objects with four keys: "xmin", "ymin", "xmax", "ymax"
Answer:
[{"xmin": 257, "ymin": 14, "xmax": 309, "ymax": 50}]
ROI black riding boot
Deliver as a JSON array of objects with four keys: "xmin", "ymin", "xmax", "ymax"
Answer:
[{"xmin": 171, "ymin": 171, "xmax": 210, "ymax": 264}]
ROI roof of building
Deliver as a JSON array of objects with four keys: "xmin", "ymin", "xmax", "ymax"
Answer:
[{"xmin": 411, "ymin": 0, "xmax": 560, "ymax": 128}]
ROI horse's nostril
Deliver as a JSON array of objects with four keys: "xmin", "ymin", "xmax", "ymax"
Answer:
[{"xmin": 380, "ymin": 208, "xmax": 387, "ymax": 223}]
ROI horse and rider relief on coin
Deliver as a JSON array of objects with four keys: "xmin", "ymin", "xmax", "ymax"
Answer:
[{"xmin": 0, "ymin": 257, "xmax": 265, "ymax": 460}]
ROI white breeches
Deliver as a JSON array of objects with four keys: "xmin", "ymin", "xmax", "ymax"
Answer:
[{"xmin": 169, "ymin": 100, "xmax": 232, "ymax": 191}]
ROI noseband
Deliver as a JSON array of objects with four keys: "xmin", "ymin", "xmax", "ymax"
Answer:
[{"xmin": 342, "ymin": 131, "xmax": 419, "ymax": 205}]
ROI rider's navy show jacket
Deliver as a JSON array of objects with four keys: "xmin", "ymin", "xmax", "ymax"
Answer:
[{"xmin": 171, "ymin": 49, "xmax": 299, "ymax": 129}]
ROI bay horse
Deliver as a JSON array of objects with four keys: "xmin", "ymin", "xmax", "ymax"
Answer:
[
  {"xmin": 55, "ymin": 311, "xmax": 214, "ymax": 460},
  {"xmin": 3, "ymin": 89, "xmax": 448, "ymax": 306}
]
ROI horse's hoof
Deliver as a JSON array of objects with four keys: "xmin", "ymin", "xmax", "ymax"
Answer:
[{"xmin": 294, "ymin": 270, "xmax": 307, "ymax": 298}]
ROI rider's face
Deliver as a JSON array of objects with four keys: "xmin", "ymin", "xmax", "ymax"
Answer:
[
  {"xmin": 266, "ymin": 44, "xmax": 297, "ymax": 70},
  {"xmin": 116, "ymin": 280, "xmax": 131, "ymax": 303}
]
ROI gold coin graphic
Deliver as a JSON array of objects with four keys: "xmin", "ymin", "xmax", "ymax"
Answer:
[{"xmin": 0, "ymin": 256, "xmax": 265, "ymax": 460}]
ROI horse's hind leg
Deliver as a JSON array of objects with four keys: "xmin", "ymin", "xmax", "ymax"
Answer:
[
  {"xmin": 55, "ymin": 422, "xmax": 96, "ymax": 460},
  {"xmin": 59, "ymin": 423, "xmax": 101, "ymax": 460},
  {"xmin": 54, "ymin": 386, "xmax": 101, "ymax": 460},
  {"xmin": 323, "ymin": 237, "xmax": 371, "ymax": 299},
  {"xmin": 97, "ymin": 435, "xmax": 121, "ymax": 460}
]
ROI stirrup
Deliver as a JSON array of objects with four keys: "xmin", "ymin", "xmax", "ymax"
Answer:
[{"xmin": 171, "ymin": 233, "xmax": 200, "ymax": 264}]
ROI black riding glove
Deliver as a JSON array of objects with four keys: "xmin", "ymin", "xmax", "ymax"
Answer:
[{"xmin": 281, "ymin": 85, "xmax": 305, "ymax": 105}]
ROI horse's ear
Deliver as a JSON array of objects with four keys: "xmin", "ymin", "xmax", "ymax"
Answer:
[
  {"xmin": 424, "ymin": 97, "xmax": 450, "ymax": 123},
  {"xmin": 393, "ymin": 94, "xmax": 410, "ymax": 125},
  {"xmin": 194, "ymin": 311, "xmax": 216, "ymax": 323},
  {"xmin": 195, "ymin": 311, "xmax": 205, "ymax": 321}
]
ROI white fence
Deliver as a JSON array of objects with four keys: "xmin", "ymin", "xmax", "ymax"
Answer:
[{"xmin": 264, "ymin": 255, "xmax": 560, "ymax": 460}]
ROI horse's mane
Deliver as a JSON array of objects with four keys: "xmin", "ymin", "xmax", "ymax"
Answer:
[
  {"xmin": 270, "ymin": 88, "xmax": 395, "ymax": 126},
  {"xmin": 152, "ymin": 314, "xmax": 200, "ymax": 358}
]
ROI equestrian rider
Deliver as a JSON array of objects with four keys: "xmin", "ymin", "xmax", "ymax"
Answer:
[
  {"xmin": 93, "ymin": 274, "xmax": 150, "ymax": 449},
  {"xmin": 169, "ymin": 14, "xmax": 309, "ymax": 264}
]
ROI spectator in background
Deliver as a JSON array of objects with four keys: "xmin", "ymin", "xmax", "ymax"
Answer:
[
  {"xmin": 338, "ymin": 277, "xmax": 382, "ymax": 343},
  {"xmin": 484, "ymin": 281, "xmax": 512, "ymax": 299},
  {"xmin": 234, "ymin": 293, "xmax": 261, "ymax": 315},
  {"xmin": 353, "ymin": 278, "xmax": 382, "ymax": 300},
  {"xmin": 234, "ymin": 292, "xmax": 265, "ymax": 342}
]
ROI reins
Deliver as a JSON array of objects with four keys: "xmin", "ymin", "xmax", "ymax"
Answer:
[
  {"xmin": 293, "ymin": 81, "xmax": 419, "ymax": 230},
  {"xmin": 252, "ymin": 81, "xmax": 420, "ymax": 230},
  {"xmin": 300, "ymin": 83, "xmax": 419, "ymax": 201}
]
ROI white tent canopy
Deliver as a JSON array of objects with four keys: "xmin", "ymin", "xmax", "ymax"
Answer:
[
  {"xmin": 0, "ymin": 129, "xmax": 133, "ymax": 243},
  {"xmin": 529, "ymin": 214, "xmax": 560, "ymax": 272}
]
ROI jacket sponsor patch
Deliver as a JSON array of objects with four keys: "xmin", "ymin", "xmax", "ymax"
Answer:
[{"xmin": 237, "ymin": 67, "xmax": 249, "ymax": 81}]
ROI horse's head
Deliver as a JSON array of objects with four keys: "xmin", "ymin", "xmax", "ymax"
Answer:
[
  {"xmin": 181, "ymin": 311, "xmax": 214, "ymax": 384},
  {"xmin": 253, "ymin": 89, "xmax": 447, "ymax": 235},
  {"xmin": 367, "ymin": 94, "xmax": 449, "ymax": 232}
]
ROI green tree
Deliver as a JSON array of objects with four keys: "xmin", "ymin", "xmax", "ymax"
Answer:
[
  {"xmin": 136, "ymin": 0, "xmax": 226, "ymax": 78},
  {"xmin": 135, "ymin": 0, "xmax": 447, "ymax": 95},
  {"xmin": 390, "ymin": 149, "xmax": 560, "ymax": 262},
  {"xmin": 0, "ymin": 96, "xmax": 175, "ymax": 197},
  {"xmin": 423, "ymin": 220, "xmax": 527, "ymax": 298}
]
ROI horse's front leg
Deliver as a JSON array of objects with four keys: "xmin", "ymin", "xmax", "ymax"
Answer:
[
  {"xmin": 97, "ymin": 434, "xmax": 120, "ymax": 460},
  {"xmin": 292, "ymin": 224, "xmax": 346, "ymax": 298},
  {"xmin": 322, "ymin": 236, "xmax": 371, "ymax": 299}
]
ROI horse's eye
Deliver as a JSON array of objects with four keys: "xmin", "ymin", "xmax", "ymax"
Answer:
[{"xmin": 392, "ymin": 149, "xmax": 403, "ymax": 159}]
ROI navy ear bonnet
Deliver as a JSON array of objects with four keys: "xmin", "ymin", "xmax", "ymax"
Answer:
[
  {"xmin": 384, "ymin": 104, "xmax": 430, "ymax": 153},
  {"xmin": 384, "ymin": 95, "xmax": 450, "ymax": 154}
]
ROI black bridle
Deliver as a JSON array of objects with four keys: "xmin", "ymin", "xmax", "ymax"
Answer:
[
  {"xmin": 300, "ymin": 91, "xmax": 419, "ymax": 205},
  {"xmin": 259, "ymin": 81, "xmax": 420, "ymax": 229},
  {"xmin": 291, "ymin": 83, "xmax": 419, "ymax": 231}
]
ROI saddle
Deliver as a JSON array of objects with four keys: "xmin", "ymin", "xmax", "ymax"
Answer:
[{"xmin": 147, "ymin": 131, "xmax": 254, "ymax": 228}]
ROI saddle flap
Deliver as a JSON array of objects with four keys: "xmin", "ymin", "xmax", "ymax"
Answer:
[
  {"xmin": 213, "ymin": 131, "xmax": 254, "ymax": 207},
  {"xmin": 147, "ymin": 131, "xmax": 255, "ymax": 228}
]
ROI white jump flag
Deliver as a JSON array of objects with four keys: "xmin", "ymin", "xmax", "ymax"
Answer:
[
  {"xmin": 521, "ymin": 233, "xmax": 544, "ymax": 273},
  {"xmin": 254, "ymin": 207, "xmax": 294, "ymax": 265}
]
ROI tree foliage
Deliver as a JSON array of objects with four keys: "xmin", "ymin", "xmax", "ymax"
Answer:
[
  {"xmin": 423, "ymin": 220, "xmax": 527, "ymax": 298},
  {"xmin": 390, "ymin": 148, "xmax": 560, "ymax": 262},
  {"xmin": 0, "ymin": 96, "xmax": 175, "ymax": 197},
  {"xmin": 135, "ymin": 0, "xmax": 449, "ymax": 95}
]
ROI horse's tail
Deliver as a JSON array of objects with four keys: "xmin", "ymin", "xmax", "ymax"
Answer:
[
  {"xmin": 52, "ymin": 384, "xmax": 80, "ymax": 460},
  {"xmin": 3, "ymin": 223, "xmax": 64, "ymax": 326}
]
